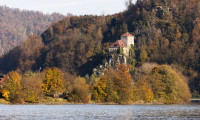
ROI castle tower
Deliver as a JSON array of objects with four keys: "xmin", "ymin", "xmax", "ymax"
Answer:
[
  {"xmin": 121, "ymin": 32, "xmax": 134, "ymax": 48},
  {"xmin": 109, "ymin": 32, "xmax": 134, "ymax": 56}
]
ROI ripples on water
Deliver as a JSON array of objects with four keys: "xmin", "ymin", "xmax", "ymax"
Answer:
[{"xmin": 0, "ymin": 104, "xmax": 200, "ymax": 120}]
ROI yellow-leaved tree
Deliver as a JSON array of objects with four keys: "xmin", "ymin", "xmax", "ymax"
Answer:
[
  {"xmin": 150, "ymin": 65, "xmax": 191, "ymax": 104},
  {"xmin": 92, "ymin": 65, "xmax": 133, "ymax": 104},
  {"xmin": 42, "ymin": 67, "xmax": 63, "ymax": 97},
  {"xmin": 2, "ymin": 71, "xmax": 22, "ymax": 102},
  {"xmin": 0, "ymin": 89, "xmax": 10, "ymax": 101}
]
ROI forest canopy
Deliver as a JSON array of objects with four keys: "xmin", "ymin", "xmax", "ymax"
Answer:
[
  {"xmin": 0, "ymin": 6, "xmax": 65, "ymax": 55},
  {"xmin": 0, "ymin": 0, "xmax": 199, "ymax": 99}
]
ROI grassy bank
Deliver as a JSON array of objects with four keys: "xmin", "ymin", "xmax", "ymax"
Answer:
[
  {"xmin": 0, "ymin": 97, "xmax": 68, "ymax": 105},
  {"xmin": 0, "ymin": 98, "xmax": 194, "ymax": 105}
]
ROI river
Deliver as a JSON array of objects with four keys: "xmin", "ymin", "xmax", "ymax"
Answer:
[{"xmin": 0, "ymin": 104, "xmax": 200, "ymax": 120}]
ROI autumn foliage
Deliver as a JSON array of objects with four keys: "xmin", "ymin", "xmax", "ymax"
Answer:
[
  {"xmin": 2, "ymin": 71, "xmax": 22, "ymax": 102},
  {"xmin": 0, "ymin": 0, "xmax": 198, "ymax": 104},
  {"xmin": 92, "ymin": 65, "xmax": 133, "ymax": 104},
  {"xmin": 150, "ymin": 65, "xmax": 191, "ymax": 103},
  {"xmin": 134, "ymin": 64, "xmax": 191, "ymax": 104},
  {"xmin": 0, "ymin": 0, "xmax": 199, "ymax": 97},
  {"xmin": 42, "ymin": 67, "xmax": 64, "ymax": 97},
  {"xmin": 21, "ymin": 73, "xmax": 43, "ymax": 103},
  {"xmin": 0, "ymin": 63, "xmax": 192, "ymax": 104},
  {"xmin": 67, "ymin": 77, "xmax": 90, "ymax": 103}
]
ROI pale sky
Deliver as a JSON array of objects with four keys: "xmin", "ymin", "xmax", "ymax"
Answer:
[{"xmin": 0, "ymin": 0, "xmax": 136, "ymax": 16}]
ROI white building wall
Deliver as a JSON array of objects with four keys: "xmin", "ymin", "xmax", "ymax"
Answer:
[
  {"xmin": 109, "ymin": 47, "xmax": 129, "ymax": 56},
  {"xmin": 121, "ymin": 36, "xmax": 134, "ymax": 48},
  {"xmin": 123, "ymin": 47, "xmax": 129, "ymax": 56},
  {"xmin": 127, "ymin": 36, "xmax": 134, "ymax": 48},
  {"xmin": 121, "ymin": 36, "xmax": 128, "ymax": 46}
]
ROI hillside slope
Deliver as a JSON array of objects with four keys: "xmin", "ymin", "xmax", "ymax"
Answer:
[
  {"xmin": 0, "ymin": 0, "xmax": 199, "ymax": 94},
  {"xmin": 0, "ymin": 6, "xmax": 65, "ymax": 55}
]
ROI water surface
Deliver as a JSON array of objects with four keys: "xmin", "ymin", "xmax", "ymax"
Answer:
[{"xmin": 0, "ymin": 104, "xmax": 200, "ymax": 120}]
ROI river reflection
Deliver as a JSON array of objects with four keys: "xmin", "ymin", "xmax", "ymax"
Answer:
[{"xmin": 0, "ymin": 104, "xmax": 200, "ymax": 120}]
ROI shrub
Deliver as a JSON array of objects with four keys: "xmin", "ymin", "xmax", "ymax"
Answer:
[{"xmin": 68, "ymin": 77, "xmax": 90, "ymax": 103}]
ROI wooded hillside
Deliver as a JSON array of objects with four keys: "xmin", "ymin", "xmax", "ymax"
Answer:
[
  {"xmin": 0, "ymin": 6, "xmax": 65, "ymax": 55},
  {"xmin": 0, "ymin": 0, "xmax": 199, "ymax": 96}
]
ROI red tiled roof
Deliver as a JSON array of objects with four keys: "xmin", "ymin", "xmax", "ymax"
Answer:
[
  {"xmin": 109, "ymin": 40, "xmax": 127, "ymax": 48},
  {"xmin": 121, "ymin": 32, "xmax": 134, "ymax": 37}
]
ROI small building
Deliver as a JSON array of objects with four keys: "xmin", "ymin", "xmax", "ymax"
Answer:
[{"xmin": 109, "ymin": 32, "xmax": 134, "ymax": 56}]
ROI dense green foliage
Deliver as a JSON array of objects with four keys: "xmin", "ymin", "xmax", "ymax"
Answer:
[
  {"xmin": 0, "ymin": 0, "xmax": 199, "ymax": 98},
  {"xmin": 0, "ymin": 6, "xmax": 64, "ymax": 55}
]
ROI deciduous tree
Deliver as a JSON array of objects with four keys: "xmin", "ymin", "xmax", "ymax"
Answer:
[
  {"xmin": 42, "ymin": 67, "xmax": 63, "ymax": 97},
  {"xmin": 3, "ymin": 71, "xmax": 22, "ymax": 102}
]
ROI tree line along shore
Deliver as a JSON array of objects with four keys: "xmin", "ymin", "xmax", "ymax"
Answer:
[{"xmin": 0, "ymin": 63, "xmax": 191, "ymax": 104}]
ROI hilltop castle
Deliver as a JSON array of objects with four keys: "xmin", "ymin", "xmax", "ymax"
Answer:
[
  {"xmin": 109, "ymin": 32, "xmax": 134, "ymax": 56},
  {"xmin": 93, "ymin": 32, "xmax": 134, "ymax": 75}
]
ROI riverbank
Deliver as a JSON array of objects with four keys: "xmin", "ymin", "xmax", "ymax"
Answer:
[
  {"xmin": 0, "ymin": 99, "xmax": 10, "ymax": 104},
  {"xmin": 1, "ymin": 98, "xmax": 198, "ymax": 105},
  {"xmin": 0, "ymin": 97, "xmax": 68, "ymax": 105}
]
